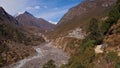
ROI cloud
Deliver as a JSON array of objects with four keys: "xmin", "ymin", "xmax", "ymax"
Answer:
[
  {"xmin": 26, "ymin": 5, "xmax": 40, "ymax": 10},
  {"xmin": 0, "ymin": 0, "xmax": 82, "ymax": 23},
  {"xmin": 0, "ymin": 0, "xmax": 28, "ymax": 15},
  {"xmin": 34, "ymin": 6, "xmax": 40, "ymax": 9},
  {"xmin": 15, "ymin": 11, "xmax": 25, "ymax": 17},
  {"xmin": 26, "ymin": 7, "xmax": 33, "ymax": 10},
  {"xmin": 17, "ymin": 11, "xmax": 25, "ymax": 15},
  {"xmin": 49, "ymin": 20, "xmax": 57, "ymax": 24}
]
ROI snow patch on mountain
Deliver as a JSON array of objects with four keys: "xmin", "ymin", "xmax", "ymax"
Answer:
[{"xmin": 14, "ymin": 11, "xmax": 25, "ymax": 17}]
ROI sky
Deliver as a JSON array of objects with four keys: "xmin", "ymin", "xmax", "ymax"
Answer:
[{"xmin": 0, "ymin": 0, "xmax": 83, "ymax": 24}]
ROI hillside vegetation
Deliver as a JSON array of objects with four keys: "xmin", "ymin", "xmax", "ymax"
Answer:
[
  {"xmin": 49, "ymin": 0, "xmax": 116, "ymax": 39},
  {"xmin": 0, "ymin": 7, "xmax": 45, "ymax": 67},
  {"xmin": 59, "ymin": 0, "xmax": 120, "ymax": 68}
]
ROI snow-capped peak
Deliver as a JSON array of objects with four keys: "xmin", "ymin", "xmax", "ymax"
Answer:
[{"xmin": 14, "ymin": 11, "xmax": 25, "ymax": 17}]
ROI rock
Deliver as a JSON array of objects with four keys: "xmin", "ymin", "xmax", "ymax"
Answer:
[
  {"xmin": 95, "ymin": 45, "xmax": 104, "ymax": 54},
  {"xmin": 67, "ymin": 28, "xmax": 86, "ymax": 39},
  {"xmin": 118, "ymin": 52, "xmax": 120, "ymax": 56}
]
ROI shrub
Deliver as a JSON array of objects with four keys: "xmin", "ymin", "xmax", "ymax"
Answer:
[
  {"xmin": 101, "ymin": 1, "xmax": 120, "ymax": 35},
  {"xmin": 42, "ymin": 60, "xmax": 56, "ymax": 68},
  {"xmin": 106, "ymin": 51, "xmax": 119, "ymax": 63},
  {"xmin": 83, "ymin": 40, "xmax": 95, "ymax": 50},
  {"xmin": 116, "ymin": 0, "xmax": 120, "ymax": 4},
  {"xmin": 69, "ymin": 61, "xmax": 84, "ymax": 68},
  {"xmin": 115, "ymin": 62, "xmax": 120, "ymax": 68},
  {"xmin": 0, "ymin": 40, "xmax": 9, "ymax": 54},
  {"xmin": 86, "ymin": 18, "xmax": 103, "ymax": 45}
]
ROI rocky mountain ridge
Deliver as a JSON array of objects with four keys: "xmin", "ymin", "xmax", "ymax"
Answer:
[
  {"xmin": 16, "ymin": 11, "xmax": 55, "ymax": 33},
  {"xmin": 0, "ymin": 7, "xmax": 19, "ymax": 25},
  {"xmin": 0, "ymin": 7, "xmax": 46, "ymax": 67},
  {"xmin": 58, "ymin": 0, "xmax": 116, "ymax": 25},
  {"xmin": 51, "ymin": 0, "xmax": 117, "ymax": 38}
]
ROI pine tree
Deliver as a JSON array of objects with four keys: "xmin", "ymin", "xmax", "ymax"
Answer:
[{"xmin": 85, "ymin": 18, "xmax": 103, "ymax": 45}]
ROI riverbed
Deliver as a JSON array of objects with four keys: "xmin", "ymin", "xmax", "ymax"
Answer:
[{"xmin": 4, "ymin": 42, "xmax": 69, "ymax": 68}]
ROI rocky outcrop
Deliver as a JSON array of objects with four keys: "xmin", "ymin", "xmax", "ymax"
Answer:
[
  {"xmin": 95, "ymin": 45, "xmax": 104, "ymax": 54},
  {"xmin": 50, "ymin": 27, "xmax": 86, "ymax": 54},
  {"xmin": 95, "ymin": 44, "xmax": 108, "ymax": 54},
  {"xmin": 51, "ymin": 36, "xmax": 82, "ymax": 55},
  {"xmin": 66, "ymin": 28, "xmax": 86, "ymax": 39}
]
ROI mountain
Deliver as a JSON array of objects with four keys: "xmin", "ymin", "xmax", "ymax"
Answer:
[
  {"xmin": 58, "ymin": 0, "xmax": 116, "ymax": 25},
  {"xmin": 48, "ymin": 0, "xmax": 117, "ymax": 52},
  {"xmin": 48, "ymin": 0, "xmax": 120, "ymax": 68},
  {"xmin": 0, "ymin": 7, "xmax": 45, "ymax": 67},
  {"xmin": 53, "ymin": 0, "xmax": 116, "ymax": 37},
  {"xmin": 16, "ymin": 11, "xmax": 55, "ymax": 33},
  {"xmin": 0, "ymin": 7, "xmax": 19, "ymax": 25}
]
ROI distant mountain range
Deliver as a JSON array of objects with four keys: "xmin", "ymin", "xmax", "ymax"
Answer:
[{"xmin": 16, "ymin": 11, "xmax": 55, "ymax": 32}]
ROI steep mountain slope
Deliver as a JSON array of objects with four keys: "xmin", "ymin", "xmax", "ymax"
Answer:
[
  {"xmin": 0, "ymin": 7, "xmax": 19, "ymax": 25},
  {"xmin": 50, "ymin": 0, "xmax": 120, "ymax": 68},
  {"xmin": 47, "ymin": 0, "xmax": 115, "ymax": 56},
  {"xmin": 104, "ymin": 19, "xmax": 120, "ymax": 52},
  {"xmin": 0, "ymin": 7, "xmax": 45, "ymax": 67},
  {"xmin": 16, "ymin": 11, "xmax": 55, "ymax": 33},
  {"xmin": 58, "ymin": 0, "xmax": 116, "ymax": 25},
  {"xmin": 52, "ymin": 0, "xmax": 116, "ymax": 37}
]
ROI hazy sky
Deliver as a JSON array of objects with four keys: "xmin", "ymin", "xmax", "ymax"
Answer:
[{"xmin": 0, "ymin": 0, "xmax": 83, "ymax": 24}]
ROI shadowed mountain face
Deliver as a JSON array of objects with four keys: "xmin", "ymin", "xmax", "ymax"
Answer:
[
  {"xmin": 16, "ymin": 11, "xmax": 55, "ymax": 32},
  {"xmin": 0, "ymin": 7, "xmax": 38, "ymax": 67},
  {"xmin": 0, "ymin": 7, "xmax": 19, "ymax": 25}
]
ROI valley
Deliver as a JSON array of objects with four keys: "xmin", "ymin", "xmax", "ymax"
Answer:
[{"xmin": 0, "ymin": 0, "xmax": 120, "ymax": 68}]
